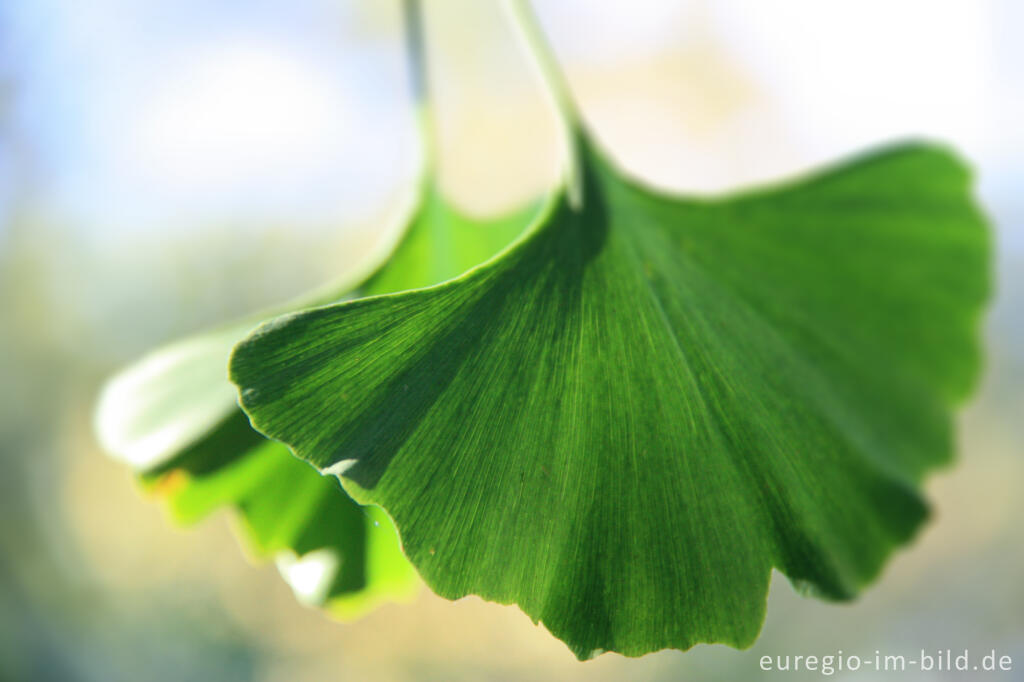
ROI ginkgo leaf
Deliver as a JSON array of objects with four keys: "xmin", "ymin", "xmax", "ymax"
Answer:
[
  {"xmin": 95, "ymin": 184, "xmax": 537, "ymax": 613},
  {"xmin": 231, "ymin": 138, "xmax": 990, "ymax": 659},
  {"xmin": 145, "ymin": 439, "xmax": 416, "ymax": 616}
]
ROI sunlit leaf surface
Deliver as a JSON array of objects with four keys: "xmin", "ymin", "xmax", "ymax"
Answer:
[
  {"xmin": 232, "ymin": 139, "xmax": 989, "ymax": 657},
  {"xmin": 96, "ymin": 186, "xmax": 536, "ymax": 614}
]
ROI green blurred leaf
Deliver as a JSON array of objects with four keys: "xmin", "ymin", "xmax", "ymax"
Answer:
[
  {"xmin": 96, "ymin": 185, "xmax": 537, "ymax": 615},
  {"xmin": 231, "ymin": 139, "xmax": 990, "ymax": 658}
]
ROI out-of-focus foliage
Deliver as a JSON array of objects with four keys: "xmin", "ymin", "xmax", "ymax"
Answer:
[{"xmin": 94, "ymin": 183, "xmax": 538, "ymax": 617}]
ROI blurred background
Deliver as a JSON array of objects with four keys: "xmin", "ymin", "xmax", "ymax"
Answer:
[{"xmin": 1, "ymin": 0, "xmax": 1021, "ymax": 680}]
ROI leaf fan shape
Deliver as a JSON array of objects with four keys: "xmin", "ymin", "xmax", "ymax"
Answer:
[
  {"xmin": 231, "ymin": 135, "xmax": 990, "ymax": 658},
  {"xmin": 95, "ymin": 185, "xmax": 535, "ymax": 615}
]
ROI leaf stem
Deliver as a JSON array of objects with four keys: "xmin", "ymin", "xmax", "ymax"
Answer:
[
  {"xmin": 504, "ymin": 0, "xmax": 583, "ymax": 208},
  {"xmin": 297, "ymin": 0, "xmax": 437, "ymax": 303},
  {"xmin": 402, "ymin": 0, "xmax": 437, "ymax": 181}
]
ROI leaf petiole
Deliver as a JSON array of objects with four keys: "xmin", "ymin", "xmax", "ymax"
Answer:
[{"xmin": 504, "ymin": 0, "xmax": 584, "ymax": 208}]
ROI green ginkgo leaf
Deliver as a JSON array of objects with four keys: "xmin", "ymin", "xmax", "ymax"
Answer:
[
  {"xmin": 145, "ymin": 438, "xmax": 416, "ymax": 618},
  {"xmin": 95, "ymin": 184, "xmax": 536, "ymax": 614},
  {"xmin": 230, "ymin": 137, "xmax": 990, "ymax": 658}
]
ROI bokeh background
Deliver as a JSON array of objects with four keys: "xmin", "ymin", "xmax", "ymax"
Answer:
[{"xmin": 1, "ymin": 1, "xmax": 1021, "ymax": 680}]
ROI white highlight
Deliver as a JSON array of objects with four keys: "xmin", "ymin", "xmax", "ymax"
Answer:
[
  {"xmin": 94, "ymin": 336, "xmax": 238, "ymax": 469},
  {"xmin": 276, "ymin": 549, "xmax": 340, "ymax": 605},
  {"xmin": 321, "ymin": 459, "xmax": 358, "ymax": 478}
]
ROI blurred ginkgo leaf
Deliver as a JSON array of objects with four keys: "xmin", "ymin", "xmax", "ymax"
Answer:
[{"xmin": 96, "ymin": 184, "xmax": 538, "ymax": 615}]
